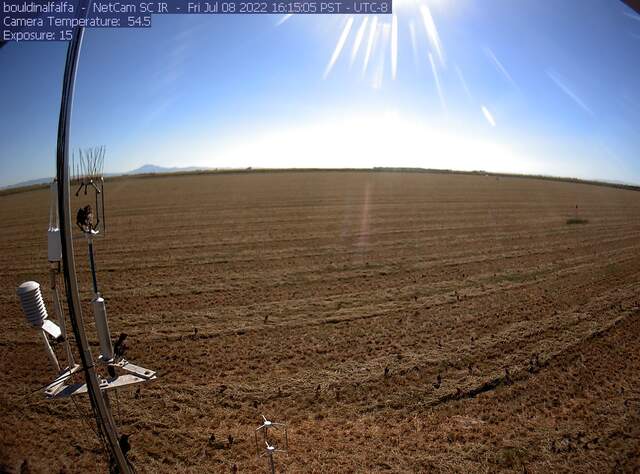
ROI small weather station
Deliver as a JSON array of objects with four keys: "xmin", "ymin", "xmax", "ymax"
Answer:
[
  {"xmin": 16, "ymin": 144, "xmax": 156, "ymax": 470},
  {"xmin": 14, "ymin": 20, "xmax": 290, "ymax": 473},
  {"xmin": 14, "ymin": 25, "xmax": 155, "ymax": 473},
  {"xmin": 255, "ymin": 415, "xmax": 289, "ymax": 474}
]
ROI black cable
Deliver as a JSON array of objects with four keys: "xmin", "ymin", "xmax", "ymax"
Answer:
[
  {"xmin": 71, "ymin": 395, "xmax": 101, "ymax": 439},
  {"xmin": 115, "ymin": 389, "xmax": 121, "ymax": 424},
  {"xmin": 88, "ymin": 240, "xmax": 99, "ymax": 294}
]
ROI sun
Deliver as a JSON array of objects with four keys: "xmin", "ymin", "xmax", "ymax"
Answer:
[
  {"xmin": 316, "ymin": 0, "xmax": 449, "ymax": 87},
  {"xmin": 210, "ymin": 112, "xmax": 538, "ymax": 174},
  {"xmin": 274, "ymin": 0, "xmax": 500, "ymax": 129}
]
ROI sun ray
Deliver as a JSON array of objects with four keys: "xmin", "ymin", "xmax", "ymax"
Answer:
[
  {"xmin": 362, "ymin": 16, "xmax": 379, "ymax": 77},
  {"xmin": 546, "ymin": 69, "xmax": 594, "ymax": 117},
  {"xmin": 372, "ymin": 24, "xmax": 389, "ymax": 89},
  {"xmin": 357, "ymin": 182, "xmax": 371, "ymax": 248},
  {"xmin": 324, "ymin": 16, "xmax": 355, "ymax": 79},
  {"xmin": 483, "ymin": 46, "xmax": 518, "ymax": 91},
  {"xmin": 350, "ymin": 16, "xmax": 370, "ymax": 67},
  {"xmin": 409, "ymin": 20, "xmax": 419, "ymax": 69},
  {"xmin": 429, "ymin": 52, "xmax": 447, "ymax": 114},
  {"xmin": 420, "ymin": 5, "xmax": 445, "ymax": 67},
  {"xmin": 455, "ymin": 63, "xmax": 472, "ymax": 101},
  {"xmin": 275, "ymin": 14, "xmax": 292, "ymax": 27},
  {"xmin": 481, "ymin": 105, "xmax": 496, "ymax": 126},
  {"xmin": 391, "ymin": 14, "xmax": 398, "ymax": 80}
]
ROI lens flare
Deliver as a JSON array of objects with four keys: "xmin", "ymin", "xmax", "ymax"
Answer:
[
  {"xmin": 391, "ymin": 14, "xmax": 398, "ymax": 79},
  {"xmin": 318, "ymin": 0, "xmax": 449, "ymax": 86},
  {"xmin": 481, "ymin": 105, "xmax": 496, "ymax": 127},
  {"xmin": 350, "ymin": 16, "xmax": 369, "ymax": 66},
  {"xmin": 420, "ymin": 4, "xmax": 445, "ymax": 66},
  {"xmin": 429, "ymin": 52, "xmax": 447, "ymax": 114},
  {"xmin": 362, "ymin": 15, "xmax": 379, "ymax": 76},
  {"xmin": 324, "ymin": 16, "xmax": 355, "ymax": 79},
  {"xmin": 483, "ymin": 46, "xmax": 518, "ymax": 91}
]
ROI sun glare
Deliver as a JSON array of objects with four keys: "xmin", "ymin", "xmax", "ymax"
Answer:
[
  {"xmin": 211, "ymin": 113, "xmax": 537, "ymax": 175},
  {"xmin": 306, "ymin": 0, "xmax": 451, "ymax": 87},
  {"xmin": 263, "ymin": 2, "xmax": 526, "ymax": 177}
]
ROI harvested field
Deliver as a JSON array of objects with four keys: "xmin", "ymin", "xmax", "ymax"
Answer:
[{"xmin": 1, "ymin": 170, "xmax": 639, "ymax": 473}]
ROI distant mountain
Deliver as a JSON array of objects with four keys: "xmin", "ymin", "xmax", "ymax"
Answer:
[
  {"xmin": 0, "ymin": 164, "xmax": 210, "ymax": 190},
  {"xmin": 127, "ymin": 164, "xmax": 210, "ymax": 175},
  {"xmin": 1, "ymin": 177, "xmax": 52, "ymax": 190}
]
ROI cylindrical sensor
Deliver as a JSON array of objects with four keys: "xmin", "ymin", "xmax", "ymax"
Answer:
[
  {"xmin": 48, "ymin": 228, "xmax": 62, "ymax": 262},
  {"xmin": 17, "ymin": 281, "xmax": 48, "ymax": 327},
  {"xmin": 92, "ymin": 296, "xmax": 114, "ymax": 362}
]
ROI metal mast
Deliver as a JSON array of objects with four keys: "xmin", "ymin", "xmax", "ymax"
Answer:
[{"xmin": 55, "ymin": 27, "xmax": 132, "ymax": 474}]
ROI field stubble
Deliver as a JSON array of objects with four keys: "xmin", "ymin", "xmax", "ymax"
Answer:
[{"xmin": 0, "ymin": 171, "xmax": 639, "ymax": 472}]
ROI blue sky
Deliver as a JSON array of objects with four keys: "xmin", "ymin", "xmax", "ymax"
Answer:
[{"xmin": 1, "ymin": 0, "xmax": 640, "ymax": 187}]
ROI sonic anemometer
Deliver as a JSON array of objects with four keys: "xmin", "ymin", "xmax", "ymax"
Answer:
[{"xmin": 255, "ymin": 415, "xmax": 289, "ymax": 474}]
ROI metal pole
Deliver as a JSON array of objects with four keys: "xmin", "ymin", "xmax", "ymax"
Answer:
[
  {"xmin": 55, "ymin": 25, "xmax": 132, "ymax": 474},
  {"xmin": 41, "ymin": 330, "xmax": 60, "ymax": 372},
  {"xmin": 88, "ymin": 238, "xmax": 99, "ymax": 295},
  {"xmin": 268, "ymin": 453, "xmax": 275, "ymax": 474},
  {"xmin": 50, "ymin": 266, "xmax": 75, "ymax": 368}
]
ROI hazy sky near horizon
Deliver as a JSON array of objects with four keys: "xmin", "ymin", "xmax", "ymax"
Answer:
[{"xmin": 1, "ymin": 0, "xmax": 640, "ymax": 187}]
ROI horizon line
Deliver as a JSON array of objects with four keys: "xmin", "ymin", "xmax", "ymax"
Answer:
[{"xmin": 2, "ymin": 166, "xmax": 639, "ymax": 196}]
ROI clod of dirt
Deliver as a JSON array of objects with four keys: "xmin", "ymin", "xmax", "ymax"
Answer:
[
  {"xmin": 504, "ymin": 367, "xmax": 512, "ymax": 385},
  {"xmin": 208, "ymin": 433, "xmax": 229, "ymax": 450}
]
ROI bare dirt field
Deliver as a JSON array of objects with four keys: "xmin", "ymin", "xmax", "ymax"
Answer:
[{"xmin": 1, "ymin": 171, "xmax": 639, "ymax": 473}]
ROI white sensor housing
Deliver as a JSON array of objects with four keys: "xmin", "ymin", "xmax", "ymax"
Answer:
[
  {"xmin": 16, "ymin": 281, "xmax": 61, "ymax": 339},
  {"xmin": 92, "ymin": 296, "xmax": 113, "ymax": 362},
  {"xmin": 17, "ymin": 281, "xmax": 48, "ymax": 326},
  {"xmin": 48, "ymin": 229, "xmax": 62, "ymax": 262}
]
